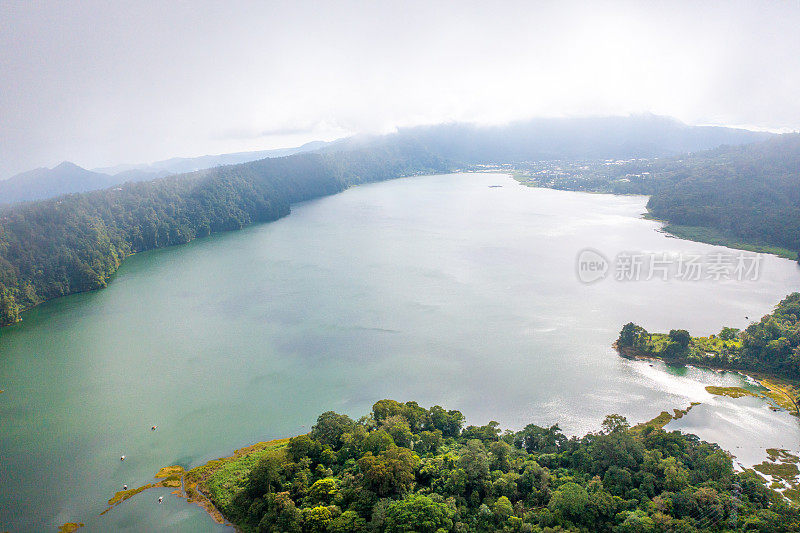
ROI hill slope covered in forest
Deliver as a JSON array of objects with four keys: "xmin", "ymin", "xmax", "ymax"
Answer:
[{"xmin": 0, "ymin": 140, "xmax": 448, "ymax": 326}]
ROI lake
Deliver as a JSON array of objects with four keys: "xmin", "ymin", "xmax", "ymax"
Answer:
[{"xmin": 1, "ymin": 173, "xmax": 798, "ymax": 531}]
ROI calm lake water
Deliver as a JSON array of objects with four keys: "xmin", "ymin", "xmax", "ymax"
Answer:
[{"xmin": 1, "ymin": 173, "xmax": 799, "ymax": 531}]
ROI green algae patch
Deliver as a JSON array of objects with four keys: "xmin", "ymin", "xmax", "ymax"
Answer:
[
  {"xmin": 705, "ymin": 386, "xmax": 759, "ymax": 399},
  {"xmin": 58, "ymin": 523, "xmax": 84, "ymax": 532},
  {"xmin": 633, "ymin": 403, "xmax": 700, "ymax": 432},
  {"xmin": 101, "ymin": 465, "xmax": 188, "ymax": 515},
  {"xmin": 155, "ymin": 465, "xmax": 185, "ymax": 487},
  {"xmin": 760, "ymin": 379, "xmax": 799, "ymax": 414},
  {"xmin": 752, "ymin": 449, "xmax": 800, "ymax": 505},
  {"xmin": 702, "ymin": 379, "xmax": 798, "ymax": 416},
  {"xmin": 155, "ymin": 465, "xmax": 184, "ymax": 478},
  {"xmin": 101, "ymin": 483, "xmax": 158, "ymax": 514},
  {"xmin": 672, "ymin": 403, "xmax": 700, "ymax": 420},
  {"xmin": 785, "ymin": 487, "xmax": 800, "ymax": 505},
  {"xmin": 704, "ymin": 378, "xmax": 799, "ymax": 416},
  {"xmin": 767, "ymin": 449, "xmax": 800, "ymax": 463},
  {"xmin": 754, "ymin": 461, "xmax": 800, "ymax": 481}
]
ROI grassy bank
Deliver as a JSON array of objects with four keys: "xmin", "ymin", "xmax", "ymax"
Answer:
[
  {"xmin": 180, "ymin": 438, "xmax": 291, "ymax": 525},
  {"xmin": 659, "ymin": 223, "xmax": 798, "ymax": 260}
]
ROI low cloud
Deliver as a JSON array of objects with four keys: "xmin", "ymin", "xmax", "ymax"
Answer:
[{"xmin": 1, "ymin": 1, "xmax": 799, "ymax": 177}]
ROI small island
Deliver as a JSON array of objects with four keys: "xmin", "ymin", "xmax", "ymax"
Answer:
[{"xmin": 615, "ymin": 293, "xmax": 800, "ymax": 415}]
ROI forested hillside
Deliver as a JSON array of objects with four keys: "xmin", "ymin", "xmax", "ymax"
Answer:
[
  {"xmin": 0, "ymin": 141, "xmax": 448, "ymax": 326},
  {"xmin": 645, "ymin": 134, "xmax": 800, "ymax": 254},
  {"xmin": 0, "ymin": 144, "xmax": 331, "ymax": 205},
  {"xmin": 8, "ymin": 115, "xmax": 759, "ymax": 205},
  {"xmin": 192, "ymin": 400, "xmax": 799, "ymax": 532}
]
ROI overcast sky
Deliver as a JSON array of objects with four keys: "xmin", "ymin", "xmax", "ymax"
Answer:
[{"xmin": 1, "ymin": 0, "xmax": 799, "ymax": 177}]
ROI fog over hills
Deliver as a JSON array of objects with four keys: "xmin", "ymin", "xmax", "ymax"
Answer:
[
  {"xmin": 387, "ymin": 115, "xmax": 773, "ymax": 163},
  {"xmin": 0, "ymin": 115, "xmax": 773, "ymax": 205},
  {"xmin": 92, "ymin": 141, "xmax": 328, "ymax": 177}
]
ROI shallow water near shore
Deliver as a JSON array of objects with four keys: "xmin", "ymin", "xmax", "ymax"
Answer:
[{"xmin": 1, "ymin": 173, "xmax": 799, "ymax": 531}]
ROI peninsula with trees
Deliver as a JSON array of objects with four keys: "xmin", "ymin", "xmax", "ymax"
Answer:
[{"xmin": 111, "ymin": 400, "xmax": 799, "ymax": 532}]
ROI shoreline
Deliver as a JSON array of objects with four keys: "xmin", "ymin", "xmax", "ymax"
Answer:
[
  {"xmin": 615, "ymin": 343, "xmax": 799, "ymax": 415},
  {"xmin": 656, "ymin": 222, "xmax": 798, "ymax": 260},
  {"xmin": 513, "ymin": 175, "xmax": 799, "ymax": 261},
  {"xmin": 0, "ymin": 169, "xmax": 452, "ymax": 330},
  {"xmin": 176, "ymin": 439, "xmax": 293, "ymax": 527},
  {"xmin": 96, "ymin": 438, "xmax": 292, "ymax": 529},
  {"xmin": 112, "ymin": 397, "xmax": 774, "ymax": 528},
  {"xmin": 94, "ymin": 381, "xmax": 799, "ymax": 529}
]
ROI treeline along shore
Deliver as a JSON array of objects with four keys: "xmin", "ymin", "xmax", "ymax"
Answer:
[
  {"xmin": 0, "ymin": 140, "xmax": 449, "ymax": 326},
  {"xmin": 106, "ymin": 400, "xmax": 800, "ymax": 532}
]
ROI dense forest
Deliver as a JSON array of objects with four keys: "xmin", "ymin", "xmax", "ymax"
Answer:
[
  {"xmin": 616, "ymin": 293, "xmax": 800, "ymax": 388},
  {"xmin": 0, "ymin": 140, "xmax": 448, "ymax": 326},
  {"xmin": 199, "ymin": 400, "xmax": 798, "ymax": 532}
]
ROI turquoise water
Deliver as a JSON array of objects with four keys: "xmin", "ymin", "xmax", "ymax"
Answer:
[{"xmin": 1, "ymin": 173, "xmax": 798, "ymax": 531}]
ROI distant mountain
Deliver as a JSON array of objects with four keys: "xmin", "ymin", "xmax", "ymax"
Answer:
[
  {"xmin": 0, "ymin": 162, "xmax": 117, "ymax": 204},
  {"xmin": 93, "ymin": 141, "xmax": 328, "ymax": 177},
  {"xmin": 386, "ymin": 115, "xmax": 773, "ymax": 163},
  {"xmin": 0, "ymin": 142, "xmax": 332, "ymax": 205}
]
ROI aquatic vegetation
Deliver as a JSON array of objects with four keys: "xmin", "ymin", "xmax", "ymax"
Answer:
[
  {"xmin": 101, "ymin": 465, "xmax": 186, "ymax": 514},
  {"xmin": 155, "ymin": 465, "xmax": 185, "ymax": 478},
  {"xmin": 754, "ymin": 461, "xmax": 800, "ymax": 481},
  {"xmin": 631, "ymin": 403, "xmax": 699, "ymax": 432},
  {"xmin": 751, "ymin": 449, "xmax": 800, "ymax": 505},
  {"xmin": 155, "ymin": 465, "xmax": 185, "ymax": 487},
  {"xmin": 705, "ymin": 386, "xmax": 759, "ymax": 399},
  {"xmin": 102, "ymin": 483, "xmax": 158, "ymax": 512},
  {"xmin": 767, "ymin": 448, "xmax": 800, "ymax": 463}
]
